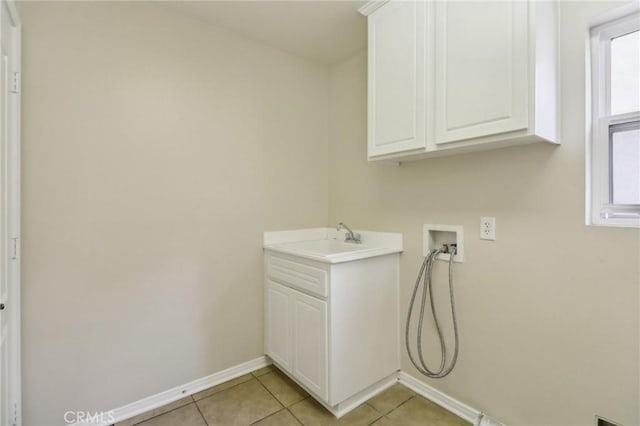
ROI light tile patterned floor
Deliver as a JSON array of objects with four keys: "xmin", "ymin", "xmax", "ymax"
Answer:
[{"xmin": 115, "ymin": 365, "xmax": 470, "ymax": 426}]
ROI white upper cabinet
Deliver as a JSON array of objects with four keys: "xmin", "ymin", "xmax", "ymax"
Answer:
[
  {"xmin": 359, "ymin": 0, "xmax": 559, "ymax": 161},
  {"xmin": 366, "ymin": 1, "xmax": 427, "ymax": 156},
  {"xmin": 434, "ymin": 1, "xmax": 529, "ymax": 144}
]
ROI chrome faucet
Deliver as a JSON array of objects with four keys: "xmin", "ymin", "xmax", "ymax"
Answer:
[{"xmin": 336, "ymin": 222, "xmax": 361, "ymax": 244}]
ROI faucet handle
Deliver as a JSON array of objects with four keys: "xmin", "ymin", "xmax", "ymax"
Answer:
[
  {"xmin": 336, "ymin": 222, "xmax": 362, "ymax": 243},
  {"xmin": 347, "ymin": 232, "xmax": 362, "ymax": 243}
]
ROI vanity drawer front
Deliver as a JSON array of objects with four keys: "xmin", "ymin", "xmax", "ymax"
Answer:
[{"xmin": 266, "ymin": 255, "xmax": 328, "ymax": 298}]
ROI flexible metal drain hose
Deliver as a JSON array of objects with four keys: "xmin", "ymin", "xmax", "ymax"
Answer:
[{"xmin": 405, "ymin": 248, "xmax": 459, "ymax": 378}]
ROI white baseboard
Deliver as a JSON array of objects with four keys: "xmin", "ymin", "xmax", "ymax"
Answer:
[
  {"xmin": 73, "ymin": 359, "xmax": 504, "ymax": 426},
  {"xmin": 73, "ymin": 356, "xmax": 270, "ymax": 426},
  {"xmin": 398, "ymin": 371, "xmax": 481, "ymax": 425},
  {"xmin": 330, "ymin": 373, "xmax": 398, "ymax": 418}
]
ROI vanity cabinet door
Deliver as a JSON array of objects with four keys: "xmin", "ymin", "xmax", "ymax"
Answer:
[
  {"xmin": 434, "ymin": 0, "xmax": 529, "ymax": 144},
  {"xmin": 265, "ymin": 280, "xmax": 292, "ymax": 371},
  {"xmin": 265, "ymin": 279, "xmax": 328, "ymax": 402},
  {"xmin": 367, "ymin": 0, "xmax": 427, "ymax": 157},
  {"xmin": 291, "ymin": 289, "xmax": 328, "ymax": 401}
]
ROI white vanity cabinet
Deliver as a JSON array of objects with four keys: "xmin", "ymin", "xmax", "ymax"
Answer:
[
  {"xmin": 263, "ymin": 230, "xmax": 402, "ymax": 417},
  {"xmin": 360, "ymin": 0, "xmax": 559, "ymax": 161}
]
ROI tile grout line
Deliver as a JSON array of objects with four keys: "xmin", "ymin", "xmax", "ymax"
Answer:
[
  {"xmin": 192, "ymin": 374, "xmax": 255, "ymax": 403},
  {"xmin": 285, "ymin": 406, "xmax": 305, "ymax": 426},
  {"xmin": 252, "ymin": 372, "xmax": 310, "ymax": 424},
  {"xmin": 395, "ymin": 395, "xmax": 416, "ymax": 409},
  {"xmin": 192, "ymin": 371, "xmax": 277, "ymax": 424},
  {"xmin": 251, "ymin": 366, "xmax": 276, "ymax": 379},
  {"xmin": 125, "ymin": 399, "xmax": 195, "ymax": 426},
  {"xmin": 365, "ymin": 388, "xmax": 417, "ymax": 425},
  {"xmin": 369, "ymin": 390, "xmax": 416, "ymax": 418},
  {"xmin": 363, "ymin": 402, "xmax": 383, "ymax": 425},
  {"xmin": 246, "ymin": 408, "xmax": 297, "ymax": 426},
  {"xmin": 245, "ymin": 368, "xmax": 306, "ymax": 426},
  {"xmin": 254, "ymin": 372, "xmax": 286, "ymax": 411},
  {"xmin": 254, "ymin": 370, "xmax": 311, "ymax": 413},
  {"xmin": 384, "ymin": 395, "xmax": 416, "ymax": 419},
  {"xmin": 192, "ymin": 399, "xmax": 209, "ymax": 426},
  {"xmin": 367, "ymin": 415, "xmax": 383, "ymax": 426}
]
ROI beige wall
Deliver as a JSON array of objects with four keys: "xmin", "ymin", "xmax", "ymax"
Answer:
[
  {"xmin": 329, "ymin": 3, "xmax": 639, "ymax": 426},
  {"xmin": 21, "ymin": 1, "xmax": 640, "ymax": 425},
  {"xmin": 20, "ymin": 2, "xmax": 328, "ymax": 424}
]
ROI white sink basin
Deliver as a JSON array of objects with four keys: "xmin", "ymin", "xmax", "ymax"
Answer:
[
  {"xmin": 283, "ymin": 239, "xmax": 375, "ymax": 255},
  {"xmin": 264, "ymin": 229, "xmax": 403, "ymax": 264}
]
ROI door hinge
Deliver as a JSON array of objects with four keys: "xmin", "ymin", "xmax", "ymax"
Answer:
[
  {"xmin": 10, "ymin": 72, "xmax": 19, "ymax": 94},
  {"xmin": 10, "ymin": 238, "xmax": 18, "ymax": 260}
]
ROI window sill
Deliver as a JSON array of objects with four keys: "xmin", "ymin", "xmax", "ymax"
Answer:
[{"xmin": 588, "ymin": 218, "xmax": 640, "ymax": 228}]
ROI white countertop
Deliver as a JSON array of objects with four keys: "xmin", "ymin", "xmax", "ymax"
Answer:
[{"xmin": 263, "ymin": 228, "xmax": 403, "ymax": 264}]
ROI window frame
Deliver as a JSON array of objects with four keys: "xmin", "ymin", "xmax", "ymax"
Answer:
[{"xmin": 587, "ymin": 9, "xmax": 640, "ymax": 228}]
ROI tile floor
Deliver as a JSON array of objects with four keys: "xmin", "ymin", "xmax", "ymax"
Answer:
[{"xmin": 115, "ymin": 365, "xmax": 470, "ymax": 426}]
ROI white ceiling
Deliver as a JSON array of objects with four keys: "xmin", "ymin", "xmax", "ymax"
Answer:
[{"xmin": 165, "ymin": 1, "xmax": 367, "ymax": 65}]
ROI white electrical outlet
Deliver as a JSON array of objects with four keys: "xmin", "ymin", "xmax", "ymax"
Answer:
[{"xmin": 480, "ymin": 217, "xmax": 496, "ymax": 240}]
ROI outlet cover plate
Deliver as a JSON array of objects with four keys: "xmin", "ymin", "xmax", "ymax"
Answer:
[{"xmin": 480, "ymin": 217, "xmax": 496, "ymax": 240}]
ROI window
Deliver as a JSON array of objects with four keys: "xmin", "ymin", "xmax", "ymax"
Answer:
[{"xmin": 588, "ymin": 9, "xmax": 640, "ymax": 227}]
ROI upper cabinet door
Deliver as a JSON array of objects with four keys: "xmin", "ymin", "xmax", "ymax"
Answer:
[
  {"xmin": 434, "ymin": 1, "xmax": 529, "ymax": 145},
  {"xmin": 367, "ymin": 1, "xmax": 427, "ymax": 157}
]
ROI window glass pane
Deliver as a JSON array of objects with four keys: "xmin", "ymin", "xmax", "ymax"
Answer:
[
  {"xmin": 611, "ymin": 30, "xmax": 640, "ymax": 115},
  {"xmin": 611, "ymin": 123, "xmax": 640, "ymax": 204}
]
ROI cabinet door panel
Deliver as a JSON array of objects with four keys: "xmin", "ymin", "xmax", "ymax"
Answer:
[
  {"xmin": 265, "ymin": 281, "xmax": 292, "ymax": 370},
  {"xmin": 292, "ymin": 290, "xmax": 328, "ymax": 400},
  {"xmin": 435, "ymin": 1, "xmax": 529, "ymax": 144},
  {"xmin": 368, "ymin": 1, "xmax": 426, "ymax": 156}
]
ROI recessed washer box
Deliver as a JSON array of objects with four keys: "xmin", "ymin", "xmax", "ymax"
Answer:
[{"xmin": 423, "ymin": 224, "xmax": 464, "ymax": 262}]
